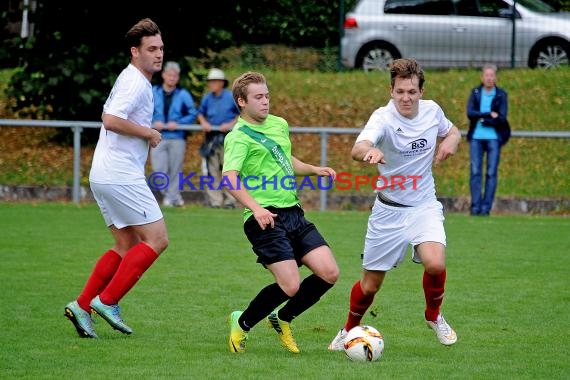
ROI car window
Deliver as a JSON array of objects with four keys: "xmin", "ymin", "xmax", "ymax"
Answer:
[
  {"xmin": 517, "ymin": 0, "xmax": 556, "ymax": 12},
  {"xmin": 454, "ymin": 0, "xmax": 480, "ymax": 15},
  {"xmin": 478, "ymin": 0, "xmax": 512, "ymax": 17},
  {"xmin": 384, "ymin": 0, "xmax": 455, "ymax": 15},
  {"xmin": 454, "ymin": 0, "xmax": 512, "ymax": 17}
]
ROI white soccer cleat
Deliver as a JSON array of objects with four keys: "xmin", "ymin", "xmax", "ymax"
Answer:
[
  {"xmin": 328, "ymin": 328, "xmax": 348, "ymax": 351},
  {"xmin": 426, "ymin": 314, "xmax": 457, "ymax": 345}
]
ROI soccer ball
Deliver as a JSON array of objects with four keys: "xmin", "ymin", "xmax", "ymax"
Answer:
[{"xmin": 343, "ymin": 325, "xmax": 385, "ymax": 362}]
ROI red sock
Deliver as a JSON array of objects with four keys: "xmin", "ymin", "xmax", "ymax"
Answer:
[
  {"xmin": 77, "ymin": 250, "xmax": 122, "ymax": 312},
  {"xmin": 99, "ymin": 242, "xmax": 158, "ymax": 305},
  {"xmin": 423, "ymin": 269, "xmax": 446, "ymax": 322},
  {"xmin": 345, "ymin": 281, "xmax": 375, "ymax": 331}
]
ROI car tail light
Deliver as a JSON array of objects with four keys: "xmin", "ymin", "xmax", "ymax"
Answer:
[{"xmin": 344, "ymin": 17, "xmax": 358, "ymax": 29}]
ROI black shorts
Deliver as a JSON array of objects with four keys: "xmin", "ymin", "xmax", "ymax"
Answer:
[{"xmin": 243, "ymin": 205, "xmax": 329, "ymax": 267}]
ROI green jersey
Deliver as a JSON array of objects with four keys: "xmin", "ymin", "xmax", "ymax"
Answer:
[{"xmin": 223, "ymin": 114, "xmax": 300, "ymax": 221}]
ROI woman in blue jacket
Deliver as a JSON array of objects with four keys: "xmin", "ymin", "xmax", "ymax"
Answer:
[{"xmin": 466, "ymin": 64, "xmax": 510, "ymax": 216}]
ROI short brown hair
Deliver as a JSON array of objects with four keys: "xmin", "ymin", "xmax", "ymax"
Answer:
[
  {"xmin": 232, "ymin": 71, "xmax": 267, "ymax": 107},
  {"xmin": 390, "ymin": 58, "xmax": 425, "ymax": 89},
  {"xmin": 125, "ymin": 18, "xmax": 161, "ymax": 50}
]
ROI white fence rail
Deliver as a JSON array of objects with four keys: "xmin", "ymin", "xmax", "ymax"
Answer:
[{"xmin": 2, "ymin": 119, "xmax": 569, "ymax": 210}]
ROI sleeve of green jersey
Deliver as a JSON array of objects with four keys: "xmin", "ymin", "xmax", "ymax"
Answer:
[{"xmin": 222, "ymin": 130, "xmax": 249, "ymax": 173}]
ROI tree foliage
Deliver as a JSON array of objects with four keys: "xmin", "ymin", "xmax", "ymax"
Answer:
[
  {"xmin": 3, "ymin": 0, "xmax": 355, "ymax": 128},
  {"xmin": 2, "ymin": 0, "xmax": 567, "ymax": 129}
]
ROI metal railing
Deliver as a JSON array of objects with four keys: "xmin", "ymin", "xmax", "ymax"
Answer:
[{"xmin": 2, "ymin": 119, "xmax": 570, "ymax": 210}]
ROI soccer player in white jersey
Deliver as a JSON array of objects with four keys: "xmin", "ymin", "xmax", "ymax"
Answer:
[
  {"xmin": 329, "ymin": 58, "xmax": 462, "ymax": 349},
  {"xmin": 64, "ymin": 18, "xmax": 168, "ymax": 338}
]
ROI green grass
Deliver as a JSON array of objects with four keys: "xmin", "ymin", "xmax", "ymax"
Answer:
[{"xmin": 1, "ymin": 203, "xmax": 569, "ymax": 379}]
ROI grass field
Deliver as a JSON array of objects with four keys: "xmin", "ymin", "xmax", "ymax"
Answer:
[{"xmin": 0, "ymin": 203, "xmax": 569, "ymax": 379}]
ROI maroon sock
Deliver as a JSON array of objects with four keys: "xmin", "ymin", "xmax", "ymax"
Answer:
[
  {"xmin": 76, "ymin": 250, "xmax": 122, "ymax": 312},
  {"xmin": 345, "ymin": 280, "xmax": 375, "ymax": 331},
  {"xmin": 99, "ymin": 242, "xmax": 158, "ymax": 305},
  {"xmin": 423, "ymin": 269, "xmax": 446, "ymax": 322}
]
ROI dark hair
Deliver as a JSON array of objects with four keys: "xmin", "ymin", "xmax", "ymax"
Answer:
[
  {"xmin": 232, "ymin": 71, "xmax": 267, "ymax": 107},
  {"xmin": 124, "ymin": 18, "xmax": 161, "ymax": 49},
  {"xmin": 390, "ymin": 58, "xmax": 425, "ymax": 89}
]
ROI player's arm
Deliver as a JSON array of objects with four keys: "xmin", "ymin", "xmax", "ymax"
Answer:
[
  {"xmin": 351, "ymin": 140, "xmax": 386, "ymax": 164},
  {"xmin": 435, "ymin": 125, "xmax": 461, "ymax": 164},
  {"xmin": 223, "ymin": 170, "xmax": 278, "ymax": 230},
  {"xmin": 291, "ymin": 156, "xmax": 336, "ymax": 179},
  {"xmin": 102, "ymin": 113, "xmax": 161, "ymax": 147}
]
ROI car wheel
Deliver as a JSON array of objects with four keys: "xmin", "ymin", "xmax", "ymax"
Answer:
[
  {"xmin": 356, "ymin": 42, "xmax": 401, "ymax": 72},
  {"xmin": 529, "ymin": 39, "xmax": 570, "ymax": 69}
]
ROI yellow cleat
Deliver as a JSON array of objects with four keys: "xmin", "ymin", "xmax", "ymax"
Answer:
[
  {"xmin": 228, "ymin": 311, "xmax": 248, "ymax": 353},
  {"xmin": 267, "ymin": 311, "xmax": 300, "ymax": 354}
]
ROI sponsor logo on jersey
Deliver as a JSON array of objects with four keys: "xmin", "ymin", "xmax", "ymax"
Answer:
[
  {"xmin": 401, "ymin": 138, "xmax": 430, "ymax": 158},
  {"xmin": 408, "ymin": 138, "xmax": 427, "ymax": 150}
]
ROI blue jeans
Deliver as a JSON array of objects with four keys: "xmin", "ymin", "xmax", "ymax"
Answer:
[{"xmin": 469, "ymin": 139, "xmax": 501, "ymax": 215}]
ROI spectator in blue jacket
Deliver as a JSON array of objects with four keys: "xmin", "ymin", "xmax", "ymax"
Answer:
[
  {"xmin": 466, "ymin": 64, "xmax": 510, "ymax": 216},
  {"xmin": 197, "ymin": 68, "xmax": 240, "ymax": 208},
  {"xmin": 151, "ymin": 61, "xmax": 198, "ymax": 207}
]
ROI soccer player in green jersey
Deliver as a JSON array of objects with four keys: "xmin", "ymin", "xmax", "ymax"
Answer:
[{"xmin": 223, "ymin": 71, "xmax": 340, "ymax": 354}]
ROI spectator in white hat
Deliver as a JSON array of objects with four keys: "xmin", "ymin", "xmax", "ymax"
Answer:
[{"xmin": 197, "ymin": 68, "xmax": 240, "ymax": 208}]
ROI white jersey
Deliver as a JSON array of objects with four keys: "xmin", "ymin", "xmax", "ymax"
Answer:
[
  {"xmin": 89, "ymin": 64, "xmax": 154, "ymax": 185},
  {"xmin": 355, "ymin": 99, "xmax": 452, "ymax": 206}
]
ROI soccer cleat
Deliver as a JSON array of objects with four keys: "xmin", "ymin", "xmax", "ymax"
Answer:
[
  {"xmin": 267, "ymin": 311, "xmax": 300, "ymax": 354},
  {"xmin": 426, "ymin": 314, "xmax": 457, "ymax": 345},
  {"xmin": 90, "ymin": 296, "xmax": 133, "ymax": 335},
  {"xmin": 64, "ymin": 301, "xmax": 98, "ymax": 338},
  {"xmin": 228, "ymin": 311, "xmax": 248, "ymax": 353},
  {"xmin": 328, "ymin": 328, "xmax": 348, "ymax": 351}
]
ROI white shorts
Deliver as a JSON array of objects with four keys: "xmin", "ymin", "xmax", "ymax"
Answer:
[
  {"xmin": 362, "ymin": 198, "xmax": 446, "ymax": 271},
  {"xmin": 90, "ymin": 182, "xmax": 163, "ymax": 229}
]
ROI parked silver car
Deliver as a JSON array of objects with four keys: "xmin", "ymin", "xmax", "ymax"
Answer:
[{"xmin": 341, "ymin": 0, "xmax": 570, "ymax": 70}]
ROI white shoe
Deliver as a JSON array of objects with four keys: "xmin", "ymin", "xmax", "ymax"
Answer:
[
  {"xmin": 172, "ymin": 199, "xmax": 184, "ymax": 207},
  {"xmin": 426, "ymin": 314, "xmax": 457, "ymax": 345},
  {"xmin": 328, "ymin": 328, "xmax": 348, "ymax": 351}
]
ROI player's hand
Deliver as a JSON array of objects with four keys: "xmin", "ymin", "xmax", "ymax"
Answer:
[
  {"xmin": 153, "ymin": 121, "xmax": 165, "ymax": 131},
  {"xmin": 201, "ymin": 122, "xmax": 212, "ymax": 132},
  {"xmin": 314, "ymin": 166, "xmax": 337, "ymax": 181},
  {"xmin": 167, "ymin": 121, "xmax": 177, "ymax": 131},
  {"xmin": 148, "ymin": 128, "xmax": 162, "ymax": 148},
  {"xmin": 435, "ymin": 145, "xmax": 455, "ymax": 165},
  {"xmin": 253, "ymin": 208, "xmax": 278, "ymax": 230},
  {"xmin": 435, "ymin": 140, "xmax": 459, "ymax": 165},
  {"xmin": 435, "ymin": 126, "xmax": 461, "ymax": 165},
  {"xmin": 363, "ymin": 148, "xmax": 386, "ymax": 164}
]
